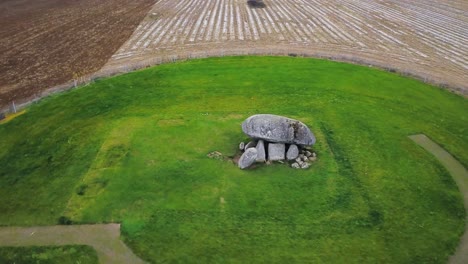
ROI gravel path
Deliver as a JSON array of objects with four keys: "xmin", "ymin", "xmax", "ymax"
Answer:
[
  {"xmin": 409, "ymin": 134, "xmax": 468, "ymax": 264},
  {"xmin": 0, "ymin": 223, "xmax": 145, "ymax": 264}
]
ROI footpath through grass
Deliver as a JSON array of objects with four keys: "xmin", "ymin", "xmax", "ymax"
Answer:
[{"xmin": 0, "ymin": 56, "xmax": 467, "ymax": 263}]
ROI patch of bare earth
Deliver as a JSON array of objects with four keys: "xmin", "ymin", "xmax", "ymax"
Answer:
[{"xmin": 0, "ymin": 0, "xmax": 156, "ymax": 108}]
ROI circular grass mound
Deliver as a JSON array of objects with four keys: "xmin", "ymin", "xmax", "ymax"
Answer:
[{"xmin": 0, "ymin": 56, "xmax": 466, "ymax": 263}]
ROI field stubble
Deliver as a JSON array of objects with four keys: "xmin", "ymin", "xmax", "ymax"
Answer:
[{"xmin": 105, "ymin": 0, "xmax": 468, "ymax": 94}]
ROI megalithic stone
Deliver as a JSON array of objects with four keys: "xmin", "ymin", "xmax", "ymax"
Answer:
[
  {"xmin": 286, "ymin": 144, "xmax": 299, "ymax": 160},
  {"xmin": 256, "ymin": 139, "xmax": 266, "ymax": 162},
  {"xmin": 238, "ymin": 148, "xmax": 258, "ymax": 169},
  {"xmin": 242, "ymin": 114, "xmax": 315, "ymax": 146},
  {"xmin": 268, "ymin": 143, "xmax": 285, "ymax": 161}
]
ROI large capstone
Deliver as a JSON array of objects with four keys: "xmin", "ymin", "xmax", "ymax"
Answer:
[
  {"xmin": 268, "ymin": 143, "xmax": 285, "ymax": 161},
  {"xmin": 241, "ymin": 114, "xmax": 315, "ymax": 146},
  {"xmin": 238, "ymin": 148, "xmax": 258, "ymax": 169}
]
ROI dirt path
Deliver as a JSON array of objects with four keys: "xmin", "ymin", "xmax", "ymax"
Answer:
[
  {"xmin": 409, "ymin": 134, "xmax": 468, "ymax": 264},
  {"xmin": 0, "ymin": 223, "xmax": 145, "ymax": 264}
]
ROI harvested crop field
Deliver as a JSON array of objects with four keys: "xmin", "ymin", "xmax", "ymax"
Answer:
[
  {"xmin": 105, "ymin": 0, "xmax": 468, "ymax": 93},
  {"xmin": 0, "ymin": 0, "xmax": 156, "ymax": 108}
]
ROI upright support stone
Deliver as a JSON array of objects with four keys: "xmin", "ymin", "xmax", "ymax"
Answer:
[
  {"xmin": 286, "ymin": 144, "xmax": 299, "ymax": 160},
  {"xmin": 256, "ymin": 140, "xmax": 266, "ymax": 162},
  {"xmin": 268, "ymin": 143, "xmax": 285, "ymax": 161}
]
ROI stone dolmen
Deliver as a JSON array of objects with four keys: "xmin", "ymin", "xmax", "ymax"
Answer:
[{"xmin": 238, "ymin": 114, "xmax": 317, "ymax": 169}]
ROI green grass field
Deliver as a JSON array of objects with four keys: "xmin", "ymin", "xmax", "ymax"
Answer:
[
  {"xmin": 0, "ymin": 245, "xmax": 98, "ymax": 264},
  {"xmin": 0, "ymin": 56, "xmax": 467, "ymax": 263}
]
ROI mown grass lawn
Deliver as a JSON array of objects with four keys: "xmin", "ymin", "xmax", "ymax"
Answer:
[
  {"xmin": 0, "ymin": 56, "xmax": 467, "ymax": 263},
  {"xmin": 0, "ymin": 245, "xmax": 98, "ymax": 264}
]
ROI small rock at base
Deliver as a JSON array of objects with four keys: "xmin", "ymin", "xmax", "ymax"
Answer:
[
  {"xmin": 291, "ymin": 162, "xmax": 300, "ymax": 169},
  {"xmin": 286, "ymin": 144, "xmax": 299, "ymax": 160},
  {"xmin": 309, "ymin": 156, "xmax": 317, "ymax": 162},
  {"xmin": 301, "ymin": 162, "xmax": 310, "ymax": 169},
  {"xmin": 239, "ymin": 142, "xmax": 245, "ymax": 151},
  {"xmin": 305, "ymin": 151, "xmax": 312, "ymax": 157},
  {"xmin": 238, "ymin": 148, "xmax": 258, "ymax": 169},
  {"xmin": 207, "ymin": 151, "xmax": 223, "ymax": 159}
]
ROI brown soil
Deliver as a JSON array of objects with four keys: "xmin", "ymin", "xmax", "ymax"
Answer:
[{"xmin": 0, "ymin": 0, "xmax": 156, "ymax": 108}]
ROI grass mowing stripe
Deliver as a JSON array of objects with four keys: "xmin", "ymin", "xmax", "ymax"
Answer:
[{"xmin": 321, "ymin": 122, "xmax": 383, "ymax": 227}]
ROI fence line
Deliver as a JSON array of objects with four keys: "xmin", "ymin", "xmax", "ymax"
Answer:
[{"xmin": 1, "ymin": 47, "xmax": 465, "ymax": 115}]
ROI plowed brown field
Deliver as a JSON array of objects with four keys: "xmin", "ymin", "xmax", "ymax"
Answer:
[{"xmin": 0, "ymin": 0, "xmax": 156, "ymax": 108}]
